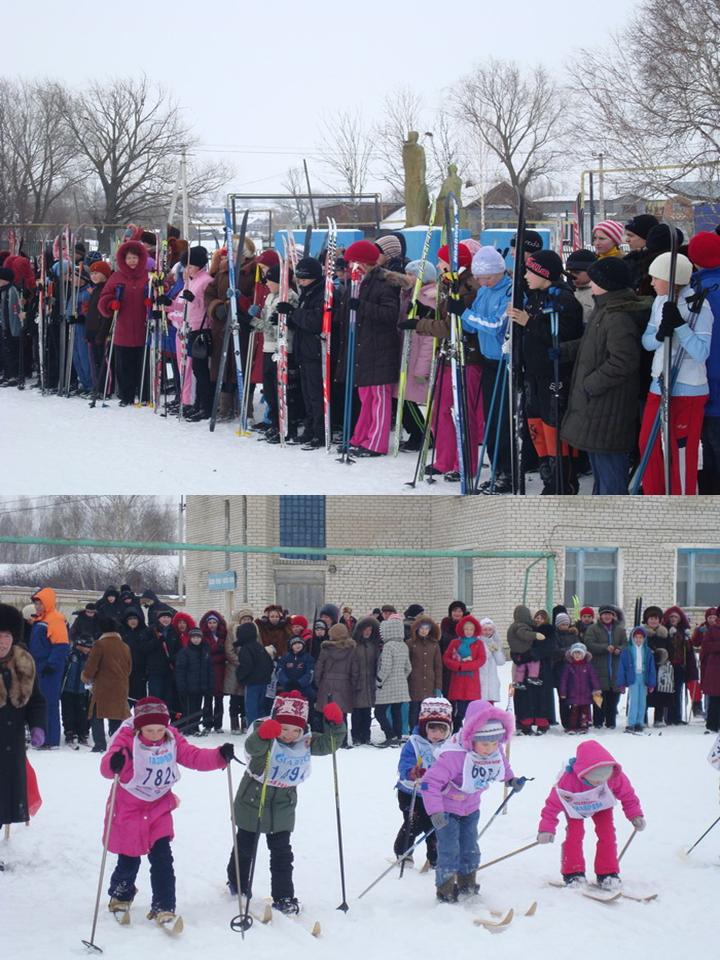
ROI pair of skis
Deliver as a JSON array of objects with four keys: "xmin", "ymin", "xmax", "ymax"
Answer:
[
  {"xmin": 445, "ymin": 193, "xmax": 471, "ymax": 493},
  {"xmin": 321, "ymin": 218, "xmax": 338, "ymax": 450}
]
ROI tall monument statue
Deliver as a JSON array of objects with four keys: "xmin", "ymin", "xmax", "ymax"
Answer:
[
  {"xmin": 436, "ymin": 163, "xmax": 466, "ymax": 227},
  {"xmin": 402, "ymin": 131, "xmax": 430, "ymax": 227}
]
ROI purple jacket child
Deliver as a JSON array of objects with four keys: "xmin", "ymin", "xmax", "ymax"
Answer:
[
  {"xmin": 560, "ymin": 644, "xmax": 601, "ymax": 706},
  {"xmin": 421, "ymin": 700, "xmax": 514, "ymax": 818}
]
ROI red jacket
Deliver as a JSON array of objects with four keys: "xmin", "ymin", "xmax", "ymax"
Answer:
[
  {"xmin": 200, "ymin": 610, "xmax": 228, "ymax": 696},
  {"xmin": 700, "ymin": 623, "xmax": 720, "ymax": 696},
  {"xmin": 443, "ymin": 636, "xmax": 487, "ymax": 700},
  {"xmin": 97, "ymin": 240, "xmax": 149, "ymax": 347}
]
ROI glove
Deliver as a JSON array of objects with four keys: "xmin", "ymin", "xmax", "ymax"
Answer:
[
  {"xmin": 109, "ymin": 751, "xmax": 125, "ymax": 773},
  {"xmin": 215, "ymin": 304, "xmax": 228, "ymax": 322},
  {"xmin": 269, "ymin": 312, "xmax": 279, "ymax": 326},
  {"xmin": 399, "ymin": 318, "xmax": 418, "ymax": 330},
  {"xmin": 662, "ymin": 300, "xmax": 684, "ymax": 329},
  {"xmin": 535, "ymin": 632, "xmax": 545, "ymax": 641},
  {"xmin": 547, "ymin": 346, "xmax": 561, "ymax": 361},
  {"xmin": 323, "ymin": 702, "xmax": 344, "ymax": 725},
  {"xmin": 430, "ymin": 812, "xmax": 448, "ymax": 831},
  {"xmin": 631, "ymin": 816, "xmax": 646, "ymax": 831},
  {"xmin": 446, "ymin": 294, "xmax": 464, "ymax": 315},
  {"xmin": 408, "ymin": 764, "xmax": 426, "ymax": 781},
  {"xmin": 30, "ymin": 727, "xmax": 45, "ymax": 748},
  {"xmin": 157, "ymin": 294, "xmax": 173, "ymax": 307},
  {"xmin": 507, "ymin": 776, "xmax": 527, "ymax": 792},
  {"xmin": 40, "ymin": 665, "xmax": 55, "ymax": 677},
  {"xmin": 348, "ymin": 296, "xmax": 361, "ymax": 311},
  {"xmin": 258, "ymin": 718, "xmax": 282, "ymax": 740},
  {"xmin": 536, "ymin": 832, "xmax": 554, "ymax": 844},
  {"xmin": 110, "ymin": 300, "xmax": 121, "ymax": 311},
  {"xmin": 276, "ymin": 301, "xmax": 294, "ymax": 315},
  {"xmin": 180, "ymin": 289, "xmax": 195, "ymax": 303},
  {"xmin": 219, "ymin": 742, "xmax": 235, "ymax": 763},
  {"xmin": 248, "ymin": 304, "xmax": 261, "ymax": 318}
]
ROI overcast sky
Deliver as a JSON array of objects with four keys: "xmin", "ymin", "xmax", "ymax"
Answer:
[{"xmin": 5, "ymin": 0, "xmax": 636, "ymax": 201}]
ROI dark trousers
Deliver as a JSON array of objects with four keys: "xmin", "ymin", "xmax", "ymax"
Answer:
[
  {"xmin": 191, "ymin": 352, "xmax": 212, "ymax": 414},
  {"xmin": 203, "ymin": 693, "xmax": 224, "ymax": 730},
  {"xmin": 91, "ymin": 710, "xmax": 122, "ymax": 750},
  {"xmin": 227, "ymin": 830, "xmax": 294, "ymax": 900},
  {"xmin": 588, "ymin": 451, "xmax": 630, "ymax": 495},
  {"xmin": 452, "ymin": 699, "xmax": 471, "ymax": 732},
  {"xmin": 409, "ymin": 701, "xmax": 423, "ymax": 729},
  {"xmin": 593, "ymin": 690, "xmax": 619, "ymax": 728},
  {"xmin": 567, "ymin": 703, "xmax": 591, "ymax": 731},
  {"xmin": 706, "ymin": 695, "xmax": 720, "ymax": 732},
  {"xmin": 299, "ymin": 359, "xmax": 324, "ymax": 441},
  {"xmin": 699, "ymin": 416, "xmax": 720, "ymax": 494},
  {"xmin": 61, "ymin": 691, "xmax": 89, "ymax": 740},
  {"xmin": 114, "ymin": 345, "xmax": 144, "ymax": 403},
  {"xmin": 558, "ymin": 694, "xmax": 572, "ymax": 729},
  {"xmin": 351, "ymin": 707, "xmax": 372, "ymax": 744},
  {"xmin": 147, "ymin": 672, "xmax": 172, "ymax": 703},
  {"xmin": 229, "ymin": 694, "xmax": 244, "ymax": 731},
  {"xmin": 481, "ymin": 357, "xmax": 511, "ymax": 475},
  {"xmin": 183, "ymin": 693, "xmax": 204, "ymax": 733},
  {"xmin": 375, "ymin": 703, "xmax": 403, "ymax": 740},
  {"xmin": 402, "ymin": 400, "xmax": 426, "ymax": 444},
  {"xmin": 109, "ymin": 837, "xmax": 175, "ymax": 912},
  {"xmin": 394, "ymin": 789, "xmax": 437, "ymax": 866}
]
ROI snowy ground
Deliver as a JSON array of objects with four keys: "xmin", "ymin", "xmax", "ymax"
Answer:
[
  {"xmin": 2, "ymin": 389, "xmax": 593, "ymax": 496},
  {"xmin": 3, "ymin": 666, "xmax": 717, "ymax": 959}
]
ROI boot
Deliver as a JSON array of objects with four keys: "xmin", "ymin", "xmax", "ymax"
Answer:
[
  {"xmin": 436, "ymin": 875, "xmax": 458, "ymax": 903},
  {"xmin": 218, "ymin": 391, "xmax": 235, "ymax": 421},
  {"xmin": 563, "ymin": 456, "xmax": 580, "ymax": 495},
  {"xmin": 538, "ymin": 456, "xmax": 555, "ymax": 495},
  {"xmin": 562, "ymin": 872, "xmax": 585, "ymax": 887},
  {"xmin": 272, "ymin": 897, "xmax": 300, "ymax": 915},
  {"xmin": 457, "ymin": 871, "xmax": 480, "ymax": 896},
  {"xmin": 596, "ymin": 873, "xmax": 622, "ymax": 891},
  {"xmin": 109, "ymin": 897, "xmax": 132, "ymax": 914}
]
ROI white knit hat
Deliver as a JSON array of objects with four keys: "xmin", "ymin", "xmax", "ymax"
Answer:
[
  {"xmin": 471, "ymin": 247, "xmax": 506, "ymax": 277},
  {"xmin": 472, "ymin": 719, "xmax": 506, "ymax": 742},
  {"xmin": 648, "ymin": 252, "xmax": 692, "ymax": 286}
]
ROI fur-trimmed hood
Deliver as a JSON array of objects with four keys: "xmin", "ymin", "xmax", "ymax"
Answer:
[
  {"xmin": 455, "ymin": 614, "xmax": 481, "ymax": 638},
  {"xmin": 0, "ymin": 644, "xmax": 36, "ymax": 709},
  {"xmin": 353, "ymin": 616, "xmax": 381, "ymax": 645},
  {"xmin": 459, "ymin": 699, "xmax": 514, "ymax": 750},
  {"xmin": 662, "ymin": 605, "xmax": 690, "ymax": 630},
  {"xmin": 410, "ymin": 616, "xmax": 440, "ymax": 644},
  {"xmin": 115, "ymin": 240, "xmax": 149, "ymax": 281}
]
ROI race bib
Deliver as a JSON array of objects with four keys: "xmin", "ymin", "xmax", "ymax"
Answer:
[
  {"xmin": 556, "ymin": 782, "xmax": 616, "ymax": 819},
  {"xmin": 250, "ymin": 735, "xmax": 312, "ymax": 789},
  {"xmin": 399, "ymin": 734, "xmax": 443, "ymax": 790},
  {"xmin": 458, "ymin": 750, "xmax": 504, "ymax": 794},
  {"xmin": 708, "ymin": 732, "xmax": 720, "ymax": 771},
  {"xmin": 121, "ymin": 733, "xmax": 180, "ymax": 801}
]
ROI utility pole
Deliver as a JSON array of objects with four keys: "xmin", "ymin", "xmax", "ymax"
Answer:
[{"xmin": 596, "ymin": 152, "xmax": 606, "ymax": 221}]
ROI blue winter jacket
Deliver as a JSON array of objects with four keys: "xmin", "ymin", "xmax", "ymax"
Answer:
[
  {"xmin": 276, "ymin": 650, "xmax": 315, "ymax": 695},
  {"xmin": 396, "ymin": 726, "xmax": 442, "ymax": 796},
  {"xmin": 692, "ymin": 266, "xmax": 720, "ymax": 416},
  {"xmin": 461, "ymin": 275, "xmax": 512, "ymax": 361},
  {"xmin": 62, "ymin": 641, "xmax": 92, "ymax": 695},
  {"xmin": 28, "ymin": 620, "xmax": 70, "ymax": 676},
  {"xmin": 617, "ymin": 642, "xmax": 657, "ymax": 688}
]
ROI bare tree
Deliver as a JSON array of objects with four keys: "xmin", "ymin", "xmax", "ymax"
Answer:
[
  {"xmin": 567, "ymin": 0, "xmax": 720, "ymax": 198},
  {"xmin": 374, "ymin": 87, "xmax": 424, "ymax": 199},
  {"xmin": 280, "ymin": 166, "xmax": 311, "ymax": 225},
  {"xmin": 319, "ymin": 110, "xmax": 374, "ymax": 201},
  {"xmin": 453, "ymin": 59, "xmax": 566, "ymax": 201}
]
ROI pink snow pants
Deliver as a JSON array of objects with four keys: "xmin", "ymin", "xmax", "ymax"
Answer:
[
  {"xmin": 431, "ymin": 364, "xmax": 483, "ymax": 474},
  {"xmin": 561, "ymin": 808, "xmax": 619, "ymax": 876},
  {"xmin": 351, "ymin": 384, "xmax": 392, "ymax": 454}
]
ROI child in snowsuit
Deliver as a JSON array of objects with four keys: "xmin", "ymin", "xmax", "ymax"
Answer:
[
  {"xmin": 442, "ymin": 614, "xmax": 487, "ymax": 730},
  {"xmin": 421, "ymin": 700, "xmax": 523, "ymax": 902},
  {"xmin": 537, "ymin": 739, "xmax": 645, "ymax": 890},
  {"xmin": 226, "ymin": 691, "xmax": 345, "ymax": 914},
  {"xmin": 276, "ymin": 635, "xmax": 315, "ymax": 698},
  {"xmin": 102, "ymin": 697, "xmax": 230, "ymax": 926},
  {"xmin": 174, "ymin": 628, "xmax": 213, "ymax": 735},
  {"xmin": 394, "ymin": 697, "xmax": 452, "ymax": 870},
  {"xmin": 617, "ymin": 626, "xmax": 657, "ymax": 733},
  {"xmin": 559, "ymin": 643, "xmax": 601, "ymax": 734}
]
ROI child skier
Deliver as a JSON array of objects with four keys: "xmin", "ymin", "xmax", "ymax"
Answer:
[
  {"xmin": 101, "ymin": 696, "xmax": 231, "ymax": 929},
  {"xmin": 394, "ymin": 697, "xmax": 453, "ymax": 870},
  {"xmin": 559, "ymin": 643, "xmax": 601, "ymax": 734},
  {"xmin": 421, "ymin": 700, "xmax": 524, "ymax": 903},
  {"xmin": 617, "ymin": 626, "xmax": 657, "ymax": 733},
  {"xmin": 536, "ymin": 739, "xmax": 645, "ymax": 890},
  {"xmin": 226, "ymin": 690, "xmax": 344, "ymax": 914}
]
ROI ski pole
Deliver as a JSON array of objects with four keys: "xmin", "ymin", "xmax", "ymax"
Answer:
[
  {"xmin": 399, "ymin": 767, "xmax": 423, "ymax": 879},
  {"xmin": 478, "ymin": 840, "xmax": 540, "ymax": 872},
  {"xmin": 329, "ymin": 722, "xmax": 349, "ymax": 911},
  {"xmin": 502, "ymin": 685, "xmax": 515, "ymax": 813},
  {"xmin": 686, "ymin": 813, "xmax": 720, "ymax": 855},
  {"xmin": 618, "ymin": 828, "xmax": 637, "ymax": 862},
  {"xmin": 478, "ymin": 778, "xmax": 532, "ymax": 840},
  {"xmin": 81, "ymin": 774, "xmax": 120, "ymax": 954},
  {"xmin": 357, "ymin": 829, "xmax": 436, "ymax": 899},
  {"xmin": 226, "ymin": 761, "xmax": 245, "ymax": 932},
  {"xmin": 232, "ymin": 750, "xmax": 272, "ymax": 937}
]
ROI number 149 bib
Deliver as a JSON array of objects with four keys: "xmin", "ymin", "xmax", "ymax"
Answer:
[{"xmin": 251, "ymin": 736, "xmax": 312, "ymax": 789}]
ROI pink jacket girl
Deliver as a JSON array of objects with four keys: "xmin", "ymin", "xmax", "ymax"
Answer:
[{"xmin": 537, "ymin": 740, "xmax": 645, "ymax": 886}]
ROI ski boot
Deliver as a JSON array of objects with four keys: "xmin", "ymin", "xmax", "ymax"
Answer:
[
  {"xmin": 596, "ymin": 873, "xmax": 622, "ymax": 892},
  {"xmin": 147, "ymin": 907, "xmax": 184, "ymax": 933},
  {"xmin": 108, "ymin": 898, "xmax": 132, "ymax": 925},
  {"xmin": 436, "ymin": 876, "xmax": 458, "ymax": 903},
  {"xmin": 456, "ymin": 871, "xmax": 480, "ymax": 897},
  {"xmin": 272, "ymin": 897, "xmax": 301, "ymax": 915},
  {"xmin": 562, "ymin": 873, "xmax": 586, "ymax": 887}
]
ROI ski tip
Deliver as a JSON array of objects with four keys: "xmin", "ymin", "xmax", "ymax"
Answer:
[
  {"xmin": 473, "ymin": 908, "xmax": 514, "ymax": 930},
  {"xmin": 310, "ymin": 921, "xmax": 321, "ymax": 937},
  {"xmin": 525, "ymin": 901, "xmax": 538, "ymax": 916}
]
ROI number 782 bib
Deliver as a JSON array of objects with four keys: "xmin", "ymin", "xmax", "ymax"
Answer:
[{"xmin": 121, "ymin": 735, "xmax": 180, "ymax": 801}]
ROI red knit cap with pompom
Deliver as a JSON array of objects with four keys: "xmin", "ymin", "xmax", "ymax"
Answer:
[
  {"xmin": 344, "ymin": 239, "xmax": 380, "ymax": 266},
  {"xmin": 133, "ymin": 696, "xmax": 170, "ymax": 730},
  {"xmin": 688, "ymin": 231, "xmax": 720, "ymax": 269},
  {"xmin": 272, "ymin": 690, "xmax": 309, "ymax": 730},
  {"xmin": 437, "ymin": 243, "xmax": 472, "ymax": 269}
]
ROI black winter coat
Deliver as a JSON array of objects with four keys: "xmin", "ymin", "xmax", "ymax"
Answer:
[
  {"xmin": 235, "ymin": 637, "xmax": 274, "ymax": 686},
  {"xmin": 0, "ymin": 645, "xmax": 46, "ymax": 824},
  {"xmin": 70, "ymin": 611, "xmax": 103, "ymax": 643},
  {"xmin": 120, "ymin": 621, "xmax": 149, "ymax": 701},
  {"xmin": 290, "ymin": 278, "xmax": 325, "ymax": 363},
  {"xmin": 142, "ymin": 627, "xmax": 179, "ymax": 676},
  {"xmin": 561, "ymin": 289, "xmax": 651, "ymax": 453},
  {"xmin": 175, "ymin": 642, "xmax": 213, "ymax": 697},
  {"xmin": 350, "ymin": 267, "xmax": 400, "ymax": 387}
]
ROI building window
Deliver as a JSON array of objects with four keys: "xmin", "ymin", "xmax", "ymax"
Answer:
[
  {"xmin": 677, "ymin": 549, "xmax": 720, "ymax": 607},
  {"xmin": 564, "ymin": 548, "xmax": 618, "ymax": 607},
  {"xmin": 456, "ymin": 557, "xmax": 474, "ymax": 607},
  {"xmin": 279, "ymin": 497, "xmax": 326, "ymax": 561}
]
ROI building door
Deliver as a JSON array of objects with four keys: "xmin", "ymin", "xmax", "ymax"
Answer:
[{"xmin": 274, "ymin": 566, "xmax": 326, "ymax": 622}]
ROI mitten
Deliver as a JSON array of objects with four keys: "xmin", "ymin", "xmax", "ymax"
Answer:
[
  {"xmin": 399, "ymin": 318, "xmax": 418, "ymax": 330},
  {"xmin": 408, "ymin": 764, "xmax": 426, "ymax": 781},
  {"xmin": 248, "ymin": 304, "xmax": 261, "ymax": 318},
  {"xmin": 180, "ymin": 289, "xmax": 195, "ymax": 302},
  {"xmin": 536, "ymin": 831, "xmax": 554, "ymax": 844},
  {"xmin": 446, "ymin": 294, "xmax": 464, "ymax": 315},
  {"xmin": 276, "ymin": 301, "xmax": 294, "ymax": 315},
  {"xmin": 507, "ymin": 776, "xmax": 527, "ymax": 792},
  {"xmin": 323, "ymin": 702, "xmax": 344, "ymax": 725},
  {"xmin": 219, "ymin": 742, "xmax": 235, "ymax": 762},
  {"xmin": 631, "ymin": 816, "xmax": 646, "ymax": 831},
  {"xmin": 157, "ymin": 294, "xmax": 173, "ymax": 306},
  {"xmin": 30, "ymin": 727, "xmax": 45, "ymax": 748},
  {"xmin": 430, "ymin": 812, "xmax": 448, "ymax": 830},
  {"xmin": 109, "ymin": 751, "xmax": 125, "ymax": 773},
  {"xmin": 258, "ymin": 718, "xmax": 282, "ymax": 740}
]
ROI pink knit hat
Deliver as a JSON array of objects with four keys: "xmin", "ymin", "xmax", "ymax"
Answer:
[{"xmin": 592, "ymin": 220, "xmax": 624, "ymax": 247}]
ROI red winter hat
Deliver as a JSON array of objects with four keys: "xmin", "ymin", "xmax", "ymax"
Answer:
[
  {"xmin": 289, "ymin": 614, "xmax": 308, "ymax": 629},
  {"xmin": 455, "ymin": 614, "xmax": 482, "ymax": 637},
  {"xmin": 272, "ymin": 690, "xmax": 309, "ymax": 730},
  {"xmin": 89, "ymin": 261, "xmax": 112, "ymax": 279},
  {"xmin": 688, "ymin": 231, "xmax": 720, "ymax": 269},
  {"xmin": 133, "ymin": 696, "xmax": 170, "ymax": 730},
  {"xmin": 437, "ymin": 243, "xmax": 472, "ymax": 270},
  {"xmin": 257, "ymin": 249, "xmax": 280, "ymax": 268},
  {"xmin": 580, "ymin": 606, "xmax": 594, "ymax": 617},
  {"xmin": 345, "ymin": 240, "xmax": 380, "ymax": 266}
]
